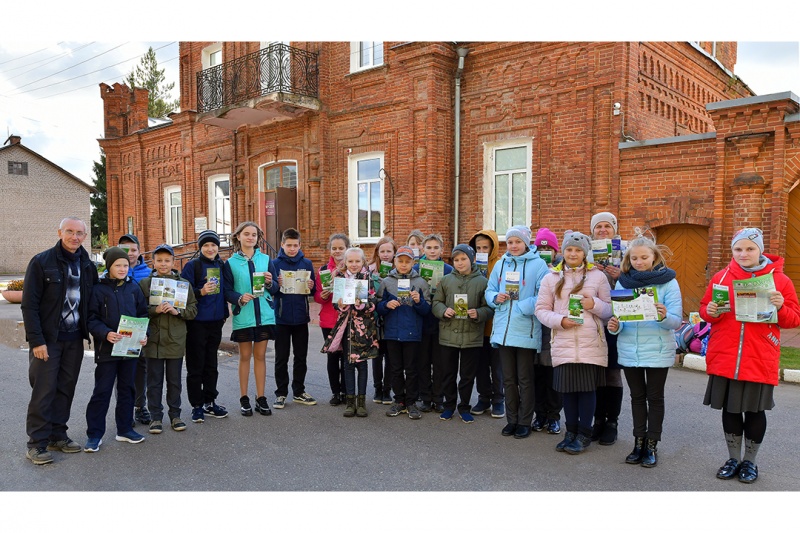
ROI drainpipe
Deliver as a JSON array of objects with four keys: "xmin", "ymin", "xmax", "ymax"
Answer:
[{"xmin": 454, "ymin": 46, "xmax": 469, "ymax": 248}]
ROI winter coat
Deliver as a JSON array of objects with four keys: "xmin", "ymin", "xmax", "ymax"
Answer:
[
  {"xmin": 432, "ymin": 265, "xmax": 493, "ymax": 348},
  {"xmin": 314, "ymin": 256, "xmax": 341, "ymax": 329},
  {"xmin": 610, "ymin": 278, "xmax": 683, "ymax": 368},
  {"xmin": 139, "ymin": 271, "xmax": 198, "ymax": 359},
  {"xmin": 222, "ymin": 249, "xmax": 279, "ymax": 331},
  {"xmin": 322, "ymin": 269, "xmax": 379, "ymax": 361},
  {"xmin": 699, "ymin": 254, "xmax": 800, "ymax": 386},
  {"xmin": 22, "ymin": 241, "xmax": 99, "ymax": 347},
  {"xmin": 128, "ymin": 256, "xmax": 152, "ymax": 284},
  {"xmin": 180, "ymin": 254, "xmax": 229, "ymax": 322},
  {"xmin": 535, "ymin": 262, "xmax": 613, "ymax": 367},
  {"xmin": 88, "ymin": 275, "xmax": 148, "ymax": 363},
  {"xmin": 485, "ymin": 248, "xmax": 549, "ymax": 350},
  {"xmin": 469, "ymin": 229, "xmax": 500, "ymax": 337},
  {"xmin": 413, "ymin": 260, "xmax": 454, "ymax": 334},
  {"xmin": 272, "ymin": 248, "xmax": 316, "ymax": 325},
  {"xmin": 377, "ymin": 269, "xmax": 431, "ymax": 342}
]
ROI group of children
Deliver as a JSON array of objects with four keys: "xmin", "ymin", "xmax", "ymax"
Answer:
[{"xmin": 81, "ymin": 216, "xmax": 800, "ymax": 484}]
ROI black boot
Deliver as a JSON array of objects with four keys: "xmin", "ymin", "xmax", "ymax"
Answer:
[
  {"xmin": 641, "ymin": 438, "xmax": 658, "ymax": 468},
  {"xmin": 599, "ymin": 386, "xmax": 623, "ymax": 445},
  {"xmin": 565, "ymin": 432, "xmax": 592, "ymax": 455},
  {"xmin": 625, "ymin": 437, "xmax": 645, "ymax": 464},
  {"xmin": 599, "ymin": 421, "xmax": 618, "ymax": 446},
  {"xmin": 591, "ymin": 388, "xmax": 608, "ymax": 441}
]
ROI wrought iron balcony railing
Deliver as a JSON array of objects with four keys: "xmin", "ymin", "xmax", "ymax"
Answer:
[{"xmin": 196, "ymin": 43, "xmax": 319, "ymax": 113}]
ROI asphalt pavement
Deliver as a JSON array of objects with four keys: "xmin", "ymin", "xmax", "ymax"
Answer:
[{"xmin": 1, "ymin": 295, "xmax": 798, "ymax": 529}]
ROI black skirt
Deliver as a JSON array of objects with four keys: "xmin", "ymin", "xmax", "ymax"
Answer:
[
  {"xmin": 230, "ymin": 325, "xmax": 273, "ymax": 343},
  {"xmin": 703, "ymin": 375, "xmax": 775, "ymax": 412},
  {"xmin": 553, "ymin": 363, "xmax": 606, "ymax": 393}
]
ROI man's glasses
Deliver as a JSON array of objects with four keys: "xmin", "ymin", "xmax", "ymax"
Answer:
[{"xmin": 63, "ymin": 230, "xmax": 87, "ymax": 238}]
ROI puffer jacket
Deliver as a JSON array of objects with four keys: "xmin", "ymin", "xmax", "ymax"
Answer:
[
  {"xmin": 222, "ymin": 249, "xmax": 279, "ymax": 331},
  {"xmin": 469, "ymin": 229, "xmax": 500, "ymax": 337},
  {"xmin": 485, "ymin": 248, "xmax": 548, "ymax": 350},
  {"xmin": 700, "ymin": 254, "xmax": 800, "ymax": 386},
  {"xmin": 535, "ymin": 262, "xmax": 612, "ymax": 367},
  {"xmin": 88, "ymin": 275, "xmax": 148, "ymax": 363},
  {"xmin": 272, "ymin": 248, "xmax": 316, "ymax": 325},
  {"xmin": 432, "ymin": 264, "xmax": 493, "ymax": 348},
  {"xmin": 139, "ymin": 270, "xmax": 198, "ymax": 359},
  {"xmin": 610, "ymin": 278, "xmax": 683, "ymax": 368},
  {"xmin": 314, "ymin": 256, "xmax": 341, "ymax": 329},
  {"xmin": 128, "ymin": 256, "xmax": 152, "ymax": 284},
  {"xmin": 376, "ymin": 269, "xmax": 431, "ymax": 342}
]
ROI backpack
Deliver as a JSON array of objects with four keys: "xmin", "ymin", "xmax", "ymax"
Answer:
[
  {"xmin": 674, "ymin": 322, "xmax": 695, "ymax": 354},
  {"xmin": 689, "ymin": 322, "xmax": 711, "ymax": 353}
]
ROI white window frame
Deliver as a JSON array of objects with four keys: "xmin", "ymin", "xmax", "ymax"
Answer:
[
  {"xmin": 208, "ymin": 174, "xmax": 231, "ymax": 239},
  {"xmin": 202, "ymin": 43, "xmax": 223, "ymax": 70},
  {"xmin": 482, "ymin": 139, "xmax": 533, "ymax": 241},
  {"xmin": 164, "ymin": 185, "xmax": 183, "ymax": 245},
  {"xmin": 349, "ymin": 42, "xmax": 384, "ymax": 73},
  {"xmin": 348, "ymin": 152, "xmax": 385, "ymax": 245}
]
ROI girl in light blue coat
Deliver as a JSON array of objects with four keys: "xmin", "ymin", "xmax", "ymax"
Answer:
[
  {"xmin": 607, "ymin": 236, "xmax": 682, "ymax": 468},
  {"xmin": 486, "ymin": 225, "xmax": 548, "ymax": 439}
]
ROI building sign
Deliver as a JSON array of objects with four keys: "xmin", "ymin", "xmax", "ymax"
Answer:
[
  {"xmin": 194, "ymin": 217, "xmax": 208, "ymax": 233},
  {"xmin": 265, "ymin": 200, "xmax": 276, "ymax": 216}
]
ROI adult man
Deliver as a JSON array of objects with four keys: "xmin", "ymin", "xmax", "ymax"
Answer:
[{"xmin": 22, "ymin": 217, "xmax": 98, "ymax": 465}]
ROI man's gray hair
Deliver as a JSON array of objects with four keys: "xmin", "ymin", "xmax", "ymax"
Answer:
[{"xmin": 59, "ymin": 217, "xmax": 87, "ymax": 231}]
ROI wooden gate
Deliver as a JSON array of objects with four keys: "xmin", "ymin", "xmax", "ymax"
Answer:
[
  {"xmin": 655, "ymin": 224, "xmax": 709, "ymax": 318},
  {"xmin": 786, "ymin": 185, "xmax": 800, "ymax": 304}
]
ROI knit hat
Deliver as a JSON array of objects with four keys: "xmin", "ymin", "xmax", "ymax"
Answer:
[
  {"xmin": 395, "ymin": 246, "xmax": 415, "ymax": 260},
  {"xmin": 153, "ymin": 243, "xmax": 174, "ymax": 256},
  {"xmin": 590, "ymin": 212, "xmax": 618, "ymax": 234},
  {"xmin": 534, "ymin": 227, "xmax": 559, "ymax": 252},
  {"xmin": 103, "ymin": 246, "xmax": 130, "ymax": 269},
  {"xmin": 561, "ymin": 231, "xmax": 591, "ymax": 258},
  {"xmin": 451, "ymin": 244, "xmax": 476, "ymax": 265},
  {"xmin": 198, "ymin": 229, "xmax": 221, "ymax": 248},
  {"xmin": 505, "ymin": 225, "xmax": 531, "ymax": 247},
  {"xmin": 731, "ymin": 227, "xmax": 764, "ymax": 252},
  {"xmin": 118, "ymin": 233, "xmax": 140, "ymax": 247}
]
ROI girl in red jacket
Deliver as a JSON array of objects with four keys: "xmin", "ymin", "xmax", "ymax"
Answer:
[{"xmin": 700, "ymin": 227, "xmax": 800, "ymax": 484}]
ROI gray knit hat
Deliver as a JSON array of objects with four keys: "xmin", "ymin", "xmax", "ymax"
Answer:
[
  {"xmin": 198, "ymin": 229, "xmax": 221, "ymax": 248},
  {"xmin": 731, "ymin": 227, "xmax": 764, "ymax": 252},
  {"xmin": 590, "ymin": 212, "xmax": 618, "ymax": 234},
  {"xmin": 561, "ymin": 231, "xmax": 591, "ymax": 257},
  {"xmin": 451, "ymin": 244, "xmax": 476, "ymax": 265},
  {"xmin": 505, "ymin": 225, "xmax": 531, "ymax": 247}
]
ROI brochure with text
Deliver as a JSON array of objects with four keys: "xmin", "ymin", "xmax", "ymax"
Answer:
[
  {"xmin": 333, "ymin": 277, "xmax": 369, "ymax": 305},
  {"xmin": 319, "ymin": 269, "xmax": 333, "ymax": 291},
  {"xmin": 611, "ymin": 286, "xmax": 659, "ymax": 322},
  {"xmin": 733, "ymin": 273, "xmax": 778, "ymax": 323},
  {"xmin": 148, "ymin": 278, "xmax": 189, "ymax": 309},
  {"xmin": 568, "ymin": 294, "xmax": 584, "ymax": 324},
  {"xmin": 476, "ymin": 253, "xmax": 489, "ymax": 277},
  {"xmin": 454, "ymin": 294, "xmax": 468, "ymax": 319},
  {"xmin": 252, "ymin": 272, "xmax": 266, "ymax": 297},
  {"xmin": 712, "ymin": 283, "xmax": 731, "ymax": 313},
  {"xmin": 397, "ymin": 278, "xmax": 412, "ymax": 305},
  {"xmin": 505, "ymin": 271, "xmax": 520, "ymax": 301},
  {"xmin": 111, "ymin": 315, "xmax": 149, "ymax": 357},
  {"xmin": 206, "ymin": 268, "xmax": 220, "ymax": 294},
  {"xmin": 280, "ymin": 269, "xmax": 311, "ymax": 295}
]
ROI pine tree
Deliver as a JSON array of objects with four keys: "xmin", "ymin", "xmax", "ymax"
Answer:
[
  {"xmin": 90, "ymin": 151, "xmax": 108, "ymax": 248},
  {"xmin": 126, "ymin": 46, "xmax": 179, "ymax": 118}
]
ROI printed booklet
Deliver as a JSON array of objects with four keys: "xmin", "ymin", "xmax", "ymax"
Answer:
[
  {"xmin": 712, "ymin": 283, "xmax": 731, "ymax": 313},
  {"xmin": 454, "ymin": 294, "xmax": 468, "ymax": 319},
  {"xmin": 206, "ymin": 268, "xmax": 220, "ymax": 294},
  {"xmin": 397, "ymin": 278, "xmax": 412, "ymax": 304},
  {"xmin": 419, "ymin": 260, "xmax": 444, "ymax": 292},
  {"xmin": 319, "ymin": 269, "xmax": 333, "ymax": 291},
  {"xmin": 476, "ymin": 253, "xmax": 489, "ymax": 277},
  {"xmin": 333, "ymin": 277, "xmax": 369, "ymax": 305},
  {"xmin": 111, "ymin": 315, "xmax": 150, "ymax": 357},
  {"xmin": 568, "ymin": 294, "xmax": 584, "ymax": 324},
  {"xmin": 379, "ymin": 261, "xmax": 393, "ymax": 278},
  {"xmin": 252, "ymin": 272, "xmax": 266, "ymax": 297},
  {"xmin": 280, "ymin": 269, "xmax": 311, "ymax": 295},
  {"xmin": 505, "ymin": 271, "xmax": 520, "ymax": 301},
  {"xmin": 733, "ymin": 273, "xmax": 778, "ymax": 323},
  {"xmin": 611, "ymin": 286, "xmax": 659, "ymax": 322},
  {"xmin": 148, "ymin": 278, "xmax": 190, "ymax": 309}
]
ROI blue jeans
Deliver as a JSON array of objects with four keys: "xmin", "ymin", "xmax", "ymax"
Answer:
[
  {"xmin": 344, "ymin": 359, "xmax": 368, "ymax": 396},
  {"xmin": 85, "ymin": 358, "xmax": 137, "ymax": 438}
]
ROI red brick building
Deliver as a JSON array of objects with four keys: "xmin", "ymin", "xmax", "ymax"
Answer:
[{"xmin": 99, "ymin": 41, "xmax": 800, "ymax": 314}]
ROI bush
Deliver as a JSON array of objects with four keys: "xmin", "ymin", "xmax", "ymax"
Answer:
[{"xmin": 6, "ymin": 279, "xmax": 24, "ymax": 291}]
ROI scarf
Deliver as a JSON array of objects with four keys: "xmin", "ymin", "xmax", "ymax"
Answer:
[
  {"xmin": 618, "ymin": 265, "xmax": 676, "ymax": 289},
  {"xmin": 741, "ymin": 255, "xmax": 772, "ymax": 273}
]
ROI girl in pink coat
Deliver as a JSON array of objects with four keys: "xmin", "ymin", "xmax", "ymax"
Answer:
[{"xmin": 535, "ymin": 231, "xmax": 612, "ymax": 454}]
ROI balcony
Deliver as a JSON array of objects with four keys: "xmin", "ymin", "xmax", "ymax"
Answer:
[{"xmin": 196, "ymin": 43, "xmax": 320, "ymax": 129}]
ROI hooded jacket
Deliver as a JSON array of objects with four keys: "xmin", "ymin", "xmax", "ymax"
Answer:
[
  {"xmin": 432, "ymin": 264, "xmax": 493, "ymax": 348},
  {"xmin": 314, "ymin": 256, "xmax": 341, "ymax": 330},
  {"xmin": 535, "ymin": 261, "xmax": 613, "ymax": 367},
  {"xmin": 699, "ymin": 254, "xmax": 800, "ymax": 386},
  {"xmin": 610, "ymin": 278, "xmax": 683, "ymax": 368},
  {"xmin": 222, "ymin": 249, "xmax": 280, "ymax": 331},
  {"xmin": 413, "ymin": 260, "xmax": 453, "ymax": 334},
  {"xmin": 377, "ymin": 268, "xmax": 431, "ymax": 342},
  {"xmin": 88, "ymin": 275, "xmax": 148, "ymax": 363},
  {"xmin": 139, "ymin": 270, "xmax": 198, "ymax": 359},
  {"xmin": 485, "ymin": 247, "xmax": 549, "ymax": 350},
  {"xmin": 180, "ymin": 253, "xmax": 229, "ymax": 322},
  {"xmin": 470, "ymin": 229, "xmax": 500, "ymax": 337},
  {"xmin": 272, "ymin": 248, "xmax": 317, "ymax": 325},
  {"xmin": 128, "ymin": 255, "xmax": 152, "ymax": 284}
]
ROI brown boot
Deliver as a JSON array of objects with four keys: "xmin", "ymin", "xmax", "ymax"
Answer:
[
  {"xmin": 356, "ymin": 395, "xmax": 368, "ymax": 417},
  {"xmin": 343, "ymin": 395, "xmax": 356, "ymax": 417}
]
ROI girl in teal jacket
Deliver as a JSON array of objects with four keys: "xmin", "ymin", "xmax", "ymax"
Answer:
[{"xmin": 222, "ymin": 222, "xmax": 279, "ymax": 417}]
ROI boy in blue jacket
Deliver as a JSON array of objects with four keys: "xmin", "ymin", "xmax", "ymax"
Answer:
[
  {"xmin": 181, "ymin": 229, "xmax": 229, "ymax": 423},
  {"xmin": 84, "ymin": 247, "xmax": 148, "ymax": 452},
  {"xmin": 272, "ymin": 228, "xmax": 317, "ymax": 409},
  {"xmin": 377, "ymin": 246, "xmax": 431, "ymax": 420}
]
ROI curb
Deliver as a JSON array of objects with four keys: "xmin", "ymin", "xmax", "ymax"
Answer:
[{"xmin": 680, "ymin": 352, "xmax": 799, "ymax": 384}]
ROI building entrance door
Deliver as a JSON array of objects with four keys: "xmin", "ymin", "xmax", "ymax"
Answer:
[
  {"xmin": 785, "ymin": 184, "xmax": 800, "ymax": 304},
  {"xmin": 656, "ymin": 224, "xmax": 709, "ymax": 318}
]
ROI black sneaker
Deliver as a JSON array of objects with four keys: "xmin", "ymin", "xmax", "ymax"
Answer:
[
  {"xmin": 418, "ymin": 401, "xmax": 433, "ymax": 413},
  {"xmin": 134, "ymin": 407, "xmax": 152, "ymax": 425},
  {"xmin": 203, "ymin": 402, "xmax": 229, "ymax": 418},
  {"xmin": 329, "ymin": 394, "xmax": 343, "ymax": 406},
  {"xmin": 254, "ymin": 396, "xmax": 272, "ymax": 416},
  {"xmin": 240, "ymin": 396, "xmax": 253, "ymax": 417},
  {"xmin": 407, "ymin": 403, "xmax": 422, "ymax": 420},
  {"xmin": 531, "ymin": 417, "xmax": 546, "ymax": 432},
  {"xmin": 386, "ymin": 402, "xmax": 407, "ymax": 417}
]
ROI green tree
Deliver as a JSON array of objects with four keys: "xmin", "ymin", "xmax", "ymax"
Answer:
[
  {"xmin": 126, "ymin": 46, "xmax": 179, "ymax": 118},
  {"xmin": 90, "ymin": 151, "xmax": 108, "ymax": 248}
]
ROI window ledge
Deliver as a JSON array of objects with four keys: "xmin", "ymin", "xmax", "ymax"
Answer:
[{"xmin": 346, "ymin": 63, "xmax": 388, "ymax": 78}]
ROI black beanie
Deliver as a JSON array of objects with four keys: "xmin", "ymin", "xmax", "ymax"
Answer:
[
  {"xmin": 198, "ymin": 229, "xmax": 221, "ymax": 248},
  {"xmin": 451, "ymin": 244, "xmax": 476, "ymax": 265},
  {"xmin": 104, "ymin": 246, "xmax": 130, "ymax": 270}
]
